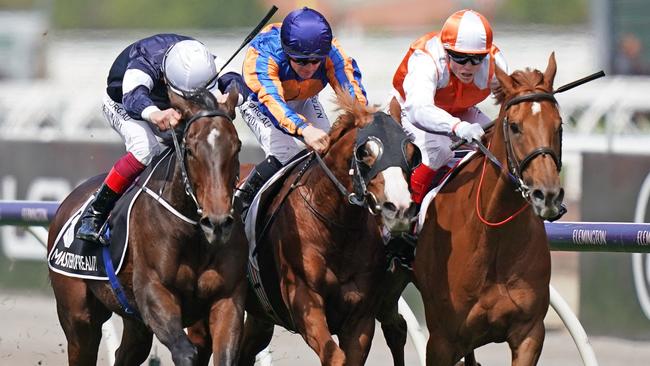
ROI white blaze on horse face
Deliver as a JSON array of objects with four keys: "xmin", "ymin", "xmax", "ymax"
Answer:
[
  {"xmin": 207, "ymin": 128, "xmax": 220, "ymax": 150},
  {"xmin": 382, "ymin": 167, "xmax": 412, "ymax": 210},
  {"xmin": 531, "ymin": 102, "xmax": 541, "ymax": 115}
]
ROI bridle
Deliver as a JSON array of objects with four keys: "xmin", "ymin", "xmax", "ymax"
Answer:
[
  {"xmin": 500, "ymin": 91, "xmax": 562, "ymax": 199},
  {"xmin": 311, "ymin": 112, "xmax": 420, "ymax": 215},
  {"xmin": 169, "ymin": 109, "xmax": 233, "ymax": 217}
]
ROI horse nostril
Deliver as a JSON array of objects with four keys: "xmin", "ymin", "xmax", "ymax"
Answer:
[
  {"xmin": 221, "ymin": 215, "xmax": 234, "ymax": 231},
  {"xmin": 382, "ymin": 202, "xmax": 397, "ymax": 213},
  {"xmin": 531, "ymin": 189, "xmax": 545, "ymax": 202},
  {"xmin": 200, "ymin": 216, "xmax": 215, "ymax": 232},
  {"xmin": 406, "ymin": 202, "xmax": 419, "ymax": 219}
]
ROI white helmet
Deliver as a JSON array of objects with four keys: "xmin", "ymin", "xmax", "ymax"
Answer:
[{"xmin": 163, "ymin": 40, "xmax": 218, "ymax": 95}]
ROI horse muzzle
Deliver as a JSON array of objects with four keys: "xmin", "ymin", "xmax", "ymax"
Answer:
[
  {"xmin": 380, "ymin": 201, "xmax": 419, "ymax": 233},
  {"xmin": 529, "ymin": 185, "xmax": 565, "ymax": 220},
  {"xmin": 199, "ymin": 211, "xmax": 235, "ymax": 244}
]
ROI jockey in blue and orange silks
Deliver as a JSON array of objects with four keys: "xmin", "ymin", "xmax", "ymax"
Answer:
[{"xmin": 236, "ymin": 7, "xmax": 368, "ymax": 213}]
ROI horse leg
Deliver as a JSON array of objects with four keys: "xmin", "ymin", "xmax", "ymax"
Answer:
[
  {"xmin": 187, "ymin": 319, "xmax": 213, "ymax": 366},
  {"xmin": 114, "ymin": 317, "xmax": 154, "ymax": 365},
  {"xmin": 137, "ymin": 281, "xmax": 197, "ymax": 366},
  {"xmin": 378, "ymin": 305, "xmax": 407, "ymax": 366},
  {"xmin": 508, "ymin": 321, "xmax": 545, "ymax": 366},
  {"xmin": 337, "ymin": 316, "xmax": 376, "ymax": 366},
  {"xmin": 376, "ymin": 266, "xmax": 411, "ymax": 366},
  {"xmin": 51, "ymin": 275, "xmax": 111, "ymax": 366},
  {"xmin": 424, "ymin": 331, "xmax": 455, "ymax": 366},
  {"xmin": 238, "ymin": 315, "xmax": 275, "ymax": 366},
  {"xmin": 206, "ymin": 289, "xmax": 246, "ymax": 366},
  {"xmin": 292, "ymin": 289, "xmax": 346, "ymax": 366}
]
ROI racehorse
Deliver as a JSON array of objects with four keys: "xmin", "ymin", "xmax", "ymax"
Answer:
[
  {"xmin": 47, "ymin": 88, "xmax": 248, "ymax": 366},
  {"xmin": 189, "ymin": 92, "xmax": 421, "ymax": 366},
  {"xmin": 413, "ymin": 53, "xmax": 563, "ymax": 365}
]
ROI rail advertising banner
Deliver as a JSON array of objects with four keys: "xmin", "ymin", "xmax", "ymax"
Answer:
[
  {"xmin": 580, "ymin": 152, "xmax": 650, "ymax": 339},
  {"xmin": 0, "ymin": 140, "xmax": 264, "ymax": 261}
]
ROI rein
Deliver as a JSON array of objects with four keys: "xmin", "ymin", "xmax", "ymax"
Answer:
[{"xmin": 168, "ymin": 109, "xmax": 233, "ymax": 218}]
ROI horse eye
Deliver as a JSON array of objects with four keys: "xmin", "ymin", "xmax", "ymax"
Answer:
[
  {"xmin": 509, "ymin": 123, "xmax": 521, "ymax": 134},
  {"xmin": 356, "ymin": 146, "xmax": 369, "ymax": 161}
]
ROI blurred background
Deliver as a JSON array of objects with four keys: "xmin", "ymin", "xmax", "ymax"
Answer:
[{"xmin": 1, "ymin": 0, "xmax": 650, "ymax": 365}]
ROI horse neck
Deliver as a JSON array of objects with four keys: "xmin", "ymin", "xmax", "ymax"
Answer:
[
  {"xmin": 305, "ymin": 154, "xmax": 366, "ymax": 225},
  {"xmin": 154, "ymin": 153, "xmax": 200, "ymax": 220}
]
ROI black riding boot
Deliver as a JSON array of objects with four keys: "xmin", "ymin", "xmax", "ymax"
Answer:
[
  {"xmin": 235, "ymin": 155, "xmax": 282, "ymax": 219},
  {"xmin": 76, "ymin": 183, "xmax": 121, "ymax": 244}
]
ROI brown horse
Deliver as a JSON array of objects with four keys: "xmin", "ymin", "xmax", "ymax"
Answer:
[
  {"xmin": 413, "ymin": 53, "xmax": 563, "ymax": 365},
  {"xmin": 48, "ymin": 89, "xmax": 248, "ymax": 366},
  {"xmin": 191, "ymin": 94, "xmax": 421, "ymax": 365}
]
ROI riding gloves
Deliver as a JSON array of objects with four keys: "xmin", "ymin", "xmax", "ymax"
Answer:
[{"xmin": 454, "ymin": 121, "xmax": 485, "ymax": 142}]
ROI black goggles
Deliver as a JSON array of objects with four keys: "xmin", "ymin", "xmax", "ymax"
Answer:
[
  {"xmin": 447, "ymin": 50, "xmax": 487, "ymax": 66},
  {"xmin": 289, "ymin": 57, "xmax": 322, "ymax": 65}
]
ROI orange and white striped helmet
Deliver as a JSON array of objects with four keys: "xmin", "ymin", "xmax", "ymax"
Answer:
[{"xmin": 440, "ymin": 9, "xmax": 493, "ymax": 54}]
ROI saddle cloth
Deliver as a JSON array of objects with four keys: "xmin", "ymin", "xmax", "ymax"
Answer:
[
  {"xmin": 244, "ymin": 152, "xmax": 311, "ymax": 330},
  {"xmin": 47, "ymin": 149, "xmax": 173, "ymax": 280},
  {"xmin": 417, "ymin": 150, "xmax": 477, "ymax": 233}
]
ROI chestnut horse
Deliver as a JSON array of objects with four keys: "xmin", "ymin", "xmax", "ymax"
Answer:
[
  {"xmin": 412, "ymin": 53, "xmax": 563, "ymax": 365},
  {"xmin": 48, "ymin": 89, "xmax": 247, "ymax": 366},
  {"xmin": 191, "ymin": 94, "xmax": 421, "ymax": 365}
]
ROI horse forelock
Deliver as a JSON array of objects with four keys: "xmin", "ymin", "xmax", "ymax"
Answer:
[
  {"xmin": 186, "ymin": 88, "xmax": 219, "ymax": 110},
  {"xmin": 328, "ymin": 92, "xmax": 376, "ymax": 145},
  {"xmin": 510, "ymin": 69, "xmax": 549, "ymax": 94}
]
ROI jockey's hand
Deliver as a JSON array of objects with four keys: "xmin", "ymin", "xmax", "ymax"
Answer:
[
  {"xmin": 454, "ymin": 121, "xmax": 485, "ymax": 142},
  {"xmin": 302, "ymin": 125, "xmax": 330, "ymax": 154},
  {"xmin": 150, "ymin": 108, "xmax": 182, "ymax": 131}
]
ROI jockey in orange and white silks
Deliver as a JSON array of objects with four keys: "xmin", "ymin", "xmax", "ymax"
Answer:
[{"xmin": 390, "ymin": 9, "xmax": 508, "ymax": 204}]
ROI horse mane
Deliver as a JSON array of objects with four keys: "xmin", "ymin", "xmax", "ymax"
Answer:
[
  {"xmin": 494, "ymin": 68, "xmax": 549, "ymax": 105},
  {"xmin": 328, "ymin": 91, "xmax": 376, "ymax": 145},
  {"xmin": 185, "ymin": 87, "xmax": 219, "ymax": 110}
]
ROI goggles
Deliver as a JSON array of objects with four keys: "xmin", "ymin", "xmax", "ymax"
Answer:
[
  {"xmin": 289, "ymin": 57, "xmax": 322, "ymax": 66},
  {"xmin": 447, "ymin": 50, "xmax": 487, "ymax": 66}
]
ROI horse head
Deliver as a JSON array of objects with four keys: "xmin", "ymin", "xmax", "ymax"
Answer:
[
  {"xmin": 168, "ymin": 87, "xmax": 242, "ymax": 244},
  {"xmin": 494, "ymin": 52, "xmax": 564, "ymax": 220},
  {"xmin": 328, "ymin": 93, "xmax": 420, "ymax": 232}
]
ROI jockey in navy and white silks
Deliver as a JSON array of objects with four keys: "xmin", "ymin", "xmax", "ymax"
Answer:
[{"xmin": 77, "ymin": 34, "xmax": 248, "ymax": 245}]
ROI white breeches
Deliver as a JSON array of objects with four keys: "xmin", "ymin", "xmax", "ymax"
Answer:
[
  {"xmin": 400, "ymin": 106, "xmax": 492, "ymax": 169},
  {"xmin": 101, "ymin": 93, "xmax": 162, "ymax": 166},
  {"xmin": 239, "ymin": 96, "xmax": 330, "ymax": 164}
]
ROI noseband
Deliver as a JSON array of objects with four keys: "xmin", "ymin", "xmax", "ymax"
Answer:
[
  {"xmin": 501, "ymin": 92, "xmax": 562, "ymax": 197},
  {"xmin": 170, "ymin": 109, "xmax": 233, "ymax": 217}
]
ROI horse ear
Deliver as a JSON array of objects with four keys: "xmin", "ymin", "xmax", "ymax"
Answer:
[
  {"xmin": 495, "ymin": 66, "xmax": 515, "ymax": 96},
  {"xmin": 221, "ymin": 85, "xmax": 239, "ymax": 120},
  {"xmin": 167, "ymin": 88, "xmax": 192, "ymax": 118},
  {"xmin": 543, "ymin": 52, "xmax": 557, "ymax": 90}
]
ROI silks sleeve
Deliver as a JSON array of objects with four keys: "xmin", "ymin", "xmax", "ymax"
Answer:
[
  {"xmin": 325, "ymin": 38, "xmax": 367, "ymax": 105},
  {"xmin": 243, "ymin": 47, "xmax": 308, "ymax": 135}
]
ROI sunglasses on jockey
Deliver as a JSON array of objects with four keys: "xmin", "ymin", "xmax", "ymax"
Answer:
[
  {"xmin": 289, "ymin": 56, "xmax": 322, "ymax": 65},
  {"xmin": 446, "ymin": 49, "xmax": 487, "ymax": 66}
]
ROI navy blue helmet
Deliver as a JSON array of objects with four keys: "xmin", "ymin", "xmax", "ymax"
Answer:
[{"xmin": 280, "ymin": 7, "xmax": 332, "ymax": 59}]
